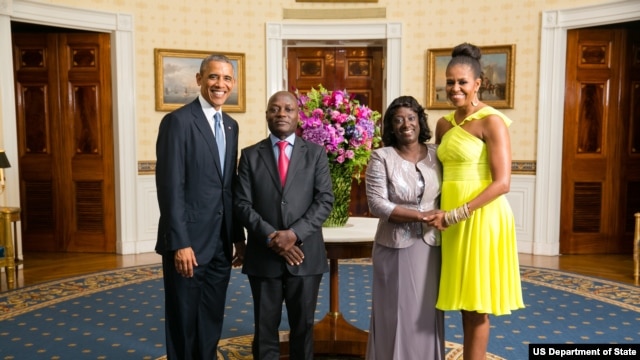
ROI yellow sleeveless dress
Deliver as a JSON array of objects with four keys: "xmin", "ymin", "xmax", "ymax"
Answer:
[{"xmin": 435, "ymin": 107, "xmax": 524, "ymax": 315}]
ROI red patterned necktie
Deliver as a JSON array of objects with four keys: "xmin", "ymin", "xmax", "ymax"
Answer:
[{"xmin": 277, "ymin": 141, "xmax": 289, "ymax": 187}]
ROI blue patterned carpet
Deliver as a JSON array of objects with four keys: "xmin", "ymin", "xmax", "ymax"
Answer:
[{"xmin": 1, "ymin": 262, "xmax": 638, "ymax": 359}]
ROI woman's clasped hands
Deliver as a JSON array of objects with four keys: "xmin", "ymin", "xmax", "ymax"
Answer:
[{"xmin": 423, "ymin": 209, "xmax": 447, "ymax": 231}]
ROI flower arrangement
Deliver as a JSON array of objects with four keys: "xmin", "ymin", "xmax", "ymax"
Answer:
[
  {"xmin": 296, "ymin": 84, "xmax": 382, "ymax": 227},
  {"xmin": 296, "ymin": 84, "xmax": 382, "ymax": 176}
]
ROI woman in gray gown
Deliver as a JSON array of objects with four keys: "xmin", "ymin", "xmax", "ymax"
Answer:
[{"xmin": 365, "ymin": 95, "xmax": 444, "ymax": 360}]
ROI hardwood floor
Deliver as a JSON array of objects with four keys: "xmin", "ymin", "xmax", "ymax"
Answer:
[
  {"xmin": 1, "ymin": 251, "xmax": 161, "ymax": 291},
  {"xmin": 1, "ymin": 251, "xmax": 638, "ymax": 292},
  {"xmin": 518, "ymin": 253, "xmax": 638, "ymax": 285}
]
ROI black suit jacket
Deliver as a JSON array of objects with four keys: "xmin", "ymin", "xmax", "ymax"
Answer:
[
  {"xmin": 235, "ymin": 136, "xmax": 334, "ymax": 277},
  {"xmin": 155, "ymin": 98, "xmax": 244, "ymax": 263}
]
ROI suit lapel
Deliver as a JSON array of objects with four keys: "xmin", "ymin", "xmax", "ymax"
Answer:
[
  {"xmin": 257, "ymin": 136, "xmax": 309, "ymax": 192},
  {"xmin": 191, "ymin": 101, "xmax": 223, "ymax": 178},
  {"xmin": 283, "ymin": 138, "xmax": 307, "ymax": 193},
  {"xmin": 257, "ymin": 138, "xmax": 283, "ymax": 190}
]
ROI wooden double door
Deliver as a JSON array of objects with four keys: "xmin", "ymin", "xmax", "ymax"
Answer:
[
  {"xmin": 560, "ymin": 23, "xmax": 640, "ymax": 254},
  {"xmin": 287, "ymin": 47, "xmax": 384, "ymax": 217},
  {"xmin": 12, "ymin": 28, "xmax": 116, "ymax": 253}
]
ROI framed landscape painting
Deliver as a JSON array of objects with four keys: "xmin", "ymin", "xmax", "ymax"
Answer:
[
  {"xmin": 426, "ymin": 44, "xmax": 515, "ymax": 109},
  {"xmin": 154, "ymin": 49, "xmax": 245, "ymax": 112}
]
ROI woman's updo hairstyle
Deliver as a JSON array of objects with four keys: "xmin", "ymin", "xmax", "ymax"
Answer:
[{"xmin": 447, "ymin": 42, "xmax": 482, "ymax": 80}]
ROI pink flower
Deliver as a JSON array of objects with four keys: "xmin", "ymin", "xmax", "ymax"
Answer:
[
  {"xmin": 345, "ymin": 150, "xmax": 355, "ymax": 159},
  {"xmin": 296, "ymin": 84, "xmax": 381, "ymax": 174}
]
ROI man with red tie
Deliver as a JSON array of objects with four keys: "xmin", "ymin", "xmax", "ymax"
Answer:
[{"xmin": 234, "ymin": 90, "xmax": 334, "ymax": 359}]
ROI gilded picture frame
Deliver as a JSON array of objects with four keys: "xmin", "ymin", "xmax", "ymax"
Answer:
[
  {"xmin": 426, "ymin": 44, "xmax": 515, "ymax": 109},
  {"xmin": 154, "ymin": 48, "xmax": 246, "ymax": 112}
]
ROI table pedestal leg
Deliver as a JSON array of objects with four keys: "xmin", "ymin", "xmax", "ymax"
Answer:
[{"xmin": 312, "ymin": 311, "xmax": 369, "ymax": 356}]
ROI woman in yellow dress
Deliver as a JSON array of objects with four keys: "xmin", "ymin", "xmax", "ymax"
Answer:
[{"xmin": 427, "ymin": 42, "xmax": 525, "ymax": 360}]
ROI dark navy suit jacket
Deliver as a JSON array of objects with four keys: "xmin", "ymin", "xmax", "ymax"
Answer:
[{"xmin": 155, "ymin": 98, "xmax": 243, "ymax": 263}]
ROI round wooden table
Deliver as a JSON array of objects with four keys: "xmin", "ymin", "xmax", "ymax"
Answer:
[{"xmin": 280, "ymin": 216, "xmax": 377, "ymax": 358}]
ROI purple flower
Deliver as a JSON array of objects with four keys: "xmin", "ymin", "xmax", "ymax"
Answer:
[{"xmin": 295, "ymin": 84, "xmax": 381, "ymax": 171}]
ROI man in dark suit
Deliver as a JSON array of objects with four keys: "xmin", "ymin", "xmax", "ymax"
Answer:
[
  {"xmin": 234, "ymin": 91, "xmax": 334, "ymax": 359},
  {"xmin": 155, "ymin": 54, "xmax": 246, "ymax": 360}
]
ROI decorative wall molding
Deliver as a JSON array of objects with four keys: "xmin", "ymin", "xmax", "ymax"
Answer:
[
  {"xmin": 512, "ymin": 161, "xmax": 535, "ymax": 175},
  {"xmin": 139, "ymin": 160, "xmax": 537, "ymax": 175},
  {"xmin": 505, "ymin": 175, "xmax": 535, "ymax": 253},
  {"xmin": 135, "ymin": 177, "xmax": 160, "ymax": 254},
  {"xmin": 283, "ymin": 7, "xmax": 386, "ymax": 19},
  {"xmin": 138, "ymin": 161, "xmax": 156, "ymax": 175},
  {"xmin": 0, "ymin": 0, "xmax": 11, "ymax": 15}
]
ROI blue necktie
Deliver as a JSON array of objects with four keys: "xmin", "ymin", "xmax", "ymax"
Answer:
[{"xmin": 214, "ymin": 112, "xmax": 225, "ymax": 174}]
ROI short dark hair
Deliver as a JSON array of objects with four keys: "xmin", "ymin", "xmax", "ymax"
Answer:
[
  {"xmin": 381, "ymin": 95, "xmax": 431, "ymax": 147},
  {"xmin": 200, "ymin": 54, "xmax": 235, "ymax": 78}
]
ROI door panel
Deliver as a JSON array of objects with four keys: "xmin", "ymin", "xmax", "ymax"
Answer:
[
  {"xmin": 13, "ymin": 31, "xmax": 116, "ymax": 253},
  {"xmin": 288, "ymin": 48, "xmax": 337, "ymax": 92},
  {"xmin": 13, "ymin": 33, "xmax": 59, "ymax": 251},
  {"xmin": 63, "ymin": 33, "xmax": 115, "ymax": 252},
  {"xmin": 560, "ymin": 26, "xmax": 636, "ymax": 254},
  {"xmin": 288, "ymin": 47, "xmax": 384, "ymax": 217},
  {"xmin": 288, "ymin": 47, "xmax": 383, "ymax": 110},
  {"xmin": 622, "ymin": 27, "xmax": 640, "ymax": 241}
]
